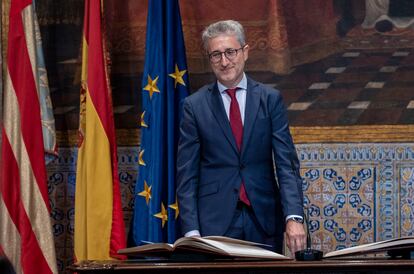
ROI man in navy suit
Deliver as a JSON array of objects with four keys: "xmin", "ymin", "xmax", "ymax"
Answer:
[{"xmin": 177, "ymin": 20, "xmax": 305, "ymax": 254}]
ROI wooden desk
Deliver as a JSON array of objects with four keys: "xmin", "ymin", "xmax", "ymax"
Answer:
[{"xmin": 69, "ymin": 258, "xmax": 414, "ymax": 274}]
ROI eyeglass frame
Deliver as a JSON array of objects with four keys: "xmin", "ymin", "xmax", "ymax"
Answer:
[{"xmin": 207, "ymin": 45, "xmax": 246, "ymax": 63}]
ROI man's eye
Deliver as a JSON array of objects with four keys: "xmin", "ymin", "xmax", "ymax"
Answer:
[
  {"xmin": 226, "ymin": 49, "xmax": 236, "ymax": 55},
  {"xmin": 211, "ymin": 52, "xmax": 221, "ymax": 58}
]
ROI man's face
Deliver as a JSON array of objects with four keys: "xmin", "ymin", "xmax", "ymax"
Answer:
[{"xmin": 207, "ymin": 35, "xmax": 249, "ymax": 88}]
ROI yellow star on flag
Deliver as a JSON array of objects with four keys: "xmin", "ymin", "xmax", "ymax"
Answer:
[
  {"xmin": 140, "ymin": 111, "xmax": 148, "ymax": 128},
  {"xmin": 168, "ymin": 199, "xmax": 179, "ymax": 219},
  {"xmin": 168, "ymin": 64, "xmax": 186, "ymax": 88},
  {"xmin": 143, "ymin": 75, "xmax": 160, "ymax": 99},
  {"xmin": 154, "ymin": 202, "xmax": 168, "ymax": 228},
  {"xmin": 139, "ymin": 149, "xmax": 146, "ymax": 166},
  {"xmin": 138, "ymin": 180, "xmax": 152, "ymax": 205}
]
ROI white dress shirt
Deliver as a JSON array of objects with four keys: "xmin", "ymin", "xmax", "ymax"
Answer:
[{"xmin": 217, "ymin": 73, "xmax": 247, "ymax": 124}]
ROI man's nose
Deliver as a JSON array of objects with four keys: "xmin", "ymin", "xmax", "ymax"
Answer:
[{"xmin": 220, "ymin": 53, "xmax": 230, "ymax": 65}]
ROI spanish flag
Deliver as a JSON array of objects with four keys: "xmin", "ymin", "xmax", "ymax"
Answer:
[{"xmin": 74, "ymin": 0, "xmax": 126, "ymax": 261}]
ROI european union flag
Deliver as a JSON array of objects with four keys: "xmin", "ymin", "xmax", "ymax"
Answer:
[{"xmin": 132, "ymin": 0, "xmax": 189, "ymax": 245}]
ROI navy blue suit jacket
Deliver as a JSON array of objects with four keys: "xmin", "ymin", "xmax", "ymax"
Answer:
[{"xmin": 177, "ymin": 76, "xmax": 303, "ymax": 239}]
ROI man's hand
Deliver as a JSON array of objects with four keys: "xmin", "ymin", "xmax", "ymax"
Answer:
[{"xmin": 285, "ymin": 220, "xmax": 306, "ymax": 256}]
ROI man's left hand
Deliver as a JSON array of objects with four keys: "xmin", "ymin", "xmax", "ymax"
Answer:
[{"xmin": 285, "ymin": 220, "xmax": 306, "ymax": 256}]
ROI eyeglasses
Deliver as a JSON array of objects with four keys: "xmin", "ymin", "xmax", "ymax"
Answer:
[{"xmin": 208, "ymin": 46, "xmax": 245, "ymax": 63}]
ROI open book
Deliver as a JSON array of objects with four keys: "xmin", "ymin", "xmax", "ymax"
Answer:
[
  {"xmin": 324, "ymin": 236, "xmax": 414, "ymax": 258},
  {"xmin": 118, "ymin": 236, "xmax": 290, "ymax": 260}
]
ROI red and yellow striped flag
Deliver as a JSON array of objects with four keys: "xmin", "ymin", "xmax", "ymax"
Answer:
[
  {"xmin": 0, "ymin": 0, "xmax": 57, "ymax": 273},
  {"xmin": 74, "ymin": 0, "xmax": 126, "ymax": 261}
]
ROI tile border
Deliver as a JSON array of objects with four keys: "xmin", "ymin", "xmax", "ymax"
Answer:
[{"xmin": 291, "ymin": 125, "xmax": 414, "ymax": 143}]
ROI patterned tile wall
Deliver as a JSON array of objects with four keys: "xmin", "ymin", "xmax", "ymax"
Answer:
[
  {"xmin": 298, "ymin": 144, "xmax": 414, "ymax": 252},
  {"xmin": 48, "ymin": 144, "xmax": 414, "ymax": 272}
]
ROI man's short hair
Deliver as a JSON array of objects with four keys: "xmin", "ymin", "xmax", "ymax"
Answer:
[{"xmin": 202, "ymin": 20, "xmax": 246, "ymax": 51}]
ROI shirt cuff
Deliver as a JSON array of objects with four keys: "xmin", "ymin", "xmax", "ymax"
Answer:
[
  {"xmin": 184, "ymin": 230, "xmax": 201, "ymax": 237},
  {"xmin": 286, "ymin": 214, "xmax": 303, "ymax": 222}
]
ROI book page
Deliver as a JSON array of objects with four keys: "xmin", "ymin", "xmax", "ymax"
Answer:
[
  {"xmin": 118, "ymin": 242, "xmax": 174, "ymax": 255},
  {"xmin": 203, "ymin": 236, "xmax": 272, "ymax": 247},
  {"xmin": 174, "ymin": 239, "xmax": 225, "ymax": 254},
  {"xmin": 324, "ymin": 236, "xmax": 414, "ymax": 258},
  {"xmin": 118, "ymin": 236, "xmax": 291, "ymax": 259},
  {"xmin": 197, "ymin": 239, "xmax": 289, "ymax": 259}
]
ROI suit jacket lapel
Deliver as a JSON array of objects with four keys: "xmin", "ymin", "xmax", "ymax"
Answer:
[
  {"xmin": 241, "ymin": 78, "xmax": 260, "ymax": 157},
  {"xmin": 206, "ymin": 84, "xmax": 239, "ymax": 154}
]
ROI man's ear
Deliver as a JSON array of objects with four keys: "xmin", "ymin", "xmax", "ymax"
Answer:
[{"xmin": 243, "ymin": 44, "xmax": 249, "ymax": 61}]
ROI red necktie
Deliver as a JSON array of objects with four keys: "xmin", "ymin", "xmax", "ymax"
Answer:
[{"xmin": 226, "ymin": 88, "xmax": 251, "ymax": 206}]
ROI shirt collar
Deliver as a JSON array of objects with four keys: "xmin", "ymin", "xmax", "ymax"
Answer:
[{"xmin": 218, "ymin": 73, "xmax": 247, "ymax": 94}]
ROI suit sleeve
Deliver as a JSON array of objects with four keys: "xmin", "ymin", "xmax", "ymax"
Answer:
[
  {"xmin": 270, "ymin": 91, "xmax": 304, "ymax": 218},
  {"xmin": 176, "ymin": 98, "xmax": 201, "ymax": 234}
]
